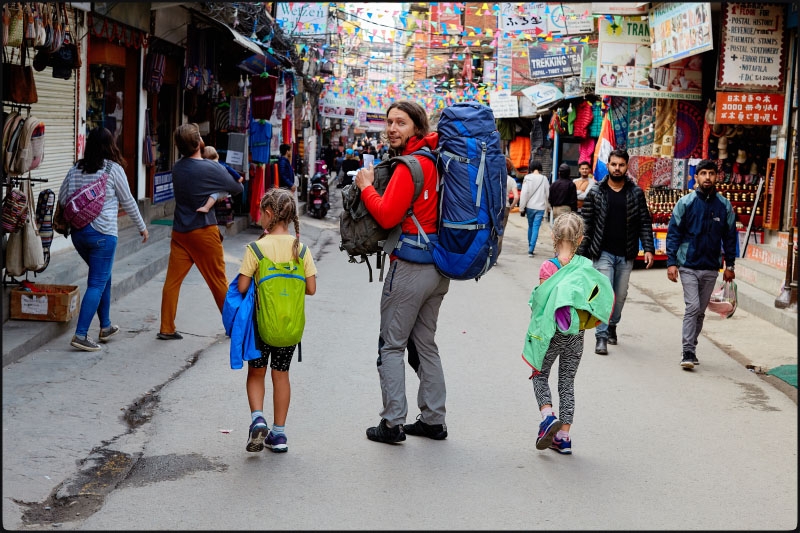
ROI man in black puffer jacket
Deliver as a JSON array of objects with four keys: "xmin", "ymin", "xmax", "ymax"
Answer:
[{"xmin": 577, "ymin": 149, "xmax": 655, "ymax": 356}]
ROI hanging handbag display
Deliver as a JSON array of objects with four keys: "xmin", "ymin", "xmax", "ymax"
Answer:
[
  {"xmin": 21, "ymin": 180, "xmax": 45, "ymax": 272},
  {"xmin": 2, "ymin": 42, "xmax": 38, "ymax": 104},
  {"xmin": 1, "ymin": 184, "xmax": 28, "ymax": 233},
  {"xmin": 5, "ymin": 3, "xmax": 23, "ymax": 48},
  {"xmin": 5, "ymin": 223, "xmax": 25, "ymax": 277}
]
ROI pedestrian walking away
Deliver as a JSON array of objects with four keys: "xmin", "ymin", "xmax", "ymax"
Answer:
[
  {"xmin": 497, "ymin": 157, "xmax": 520, "ymax": 261},
  {"xmin": 665, "ymin": 159, "xmax": 737, "ymax": 370},
  {"xmin": 549, "ymin": 163, "xmax": 578, "ymax": 218},
  {"xmin": 58, "ymin": 127, "xmax": 149, "ymax": 352},
  {"xmin": 354, "ymin": 100, "xmax": 451, "ymax": 444},
  {"xmin": 236, "ymin": 188, "xmax": 317, "ymax": 452},
  {"xmin": 577, "ymin": 148, "xmax": 655, "ymax": 355},
  {"xmin": 522, "ymin": 213, "xmax": 614, "ymax": 454},
  {"xmin": 158, "ymin": 123, "xmax": 244, "ymax": 340},
  {"xmin": 277, "ymin": 143, "xmax": 297, "ymax": 193},
  {"xmin": 518, "ymin": 160, "xmax": 550, "ymax": 257}
]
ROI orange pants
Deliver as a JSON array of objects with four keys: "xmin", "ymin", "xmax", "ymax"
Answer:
[{"xmin": 160, "ymin": 225, "xmax": 227, "ymax": 334}]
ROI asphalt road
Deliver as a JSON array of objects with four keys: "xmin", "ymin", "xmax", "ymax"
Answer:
[{"xmin": 3, "ymin": 198, "xmax": 797, "ymax": 530}]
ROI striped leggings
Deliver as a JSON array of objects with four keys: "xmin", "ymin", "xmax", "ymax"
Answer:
[{"xmin": 531, "ymin": 330, "xmax": 585, "ymax": 425}]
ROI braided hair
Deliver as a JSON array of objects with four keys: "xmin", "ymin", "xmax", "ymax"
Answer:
[
  {"xmin": 259, "ymin": 188, "xmax": 301, "ymax": 260},
  {"xmin": 551, "ymin": 212, "xmax": 584, "ymax": 259}
]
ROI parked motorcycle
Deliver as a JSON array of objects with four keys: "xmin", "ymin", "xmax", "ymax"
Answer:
[{"xmin": 307, "ymin": 171, "xmax": 330, "ymax": 218}]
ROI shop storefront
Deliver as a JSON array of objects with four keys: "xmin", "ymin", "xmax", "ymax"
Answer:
[{"xmin": 497, "ymin": 3, "xmax": 796, "ymax": 271}]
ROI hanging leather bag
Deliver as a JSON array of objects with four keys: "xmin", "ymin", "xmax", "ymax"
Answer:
[{"xmin": 3, "ymin": 43, "xmax": 38, "ymax": 104}]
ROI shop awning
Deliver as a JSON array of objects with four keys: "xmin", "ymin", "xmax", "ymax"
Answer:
[{"xmin": 186, "ymin": 7, "xmax": 265, "ymax": 56}]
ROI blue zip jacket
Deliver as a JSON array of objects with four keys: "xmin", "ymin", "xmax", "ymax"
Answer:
[
  {"xmin": 666, "ymin": 188, "xmax": 737, "ymax": 271},
  {"xmin": 221, "ymin": 274, "xmax": 261, "ymax": 369}
]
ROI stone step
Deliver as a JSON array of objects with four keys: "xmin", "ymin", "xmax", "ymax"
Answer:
[
  {"xmin": 736, "ymin": 255, "xmax": 789, "ymax": 295},
  {"xmin": 734, "ymin": 276, "xmax": 798, "ymax": 336}
]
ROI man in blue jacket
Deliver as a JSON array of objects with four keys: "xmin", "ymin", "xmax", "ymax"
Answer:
[
  {"xmin": 277, "ymin": 143, "xmax": 296, "ymax": 193},
  {"xmin": 666, "ymin": 159, "xmax": 737, "ymax": 370}
]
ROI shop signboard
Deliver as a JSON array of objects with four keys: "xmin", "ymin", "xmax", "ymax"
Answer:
[
  {"xmin": 717, "ymin": 3, "xmax": 787, "ymax": 92},
  {"xmin": 527, "ymin": 44, "xmax": 583, "ymax": 80},
  {"xmin": 596, "ymin": 16, "xmax": 702, "ymax": 100},
  {"xmin": 547, "ymin": 3, "xmax": 594, "ymax": 35},
  {"xmin": 649, "ymin": 3, "xmax": 713, "ymax": 68},
  {"xmin": 319, "ymin": 93, "xmax": 357, "ymax": 120},
  {"xmin": 275, "ymin": 2, "xmax": 328, "ymax": 38},
  {"xmin": 592, "ymin": 3, "xmax": 648, "ymax": 15},
  {"xmin": 715, "ymin": 92, "xmax": 785, "ymax": 125},
  {"xmin": 489, "ymin": 90, "xmax": 519, "ymax": 118},
  {"xmin": 500, "ymin": 3, "xmax": 548, "ymax": 33},
  {"xmin": 522, "ymin": 83, "xmax": 563, "ymax": 107},
  {"xmin": 153, "ymin": 171, "xmax": 174, "ymax": 204}
]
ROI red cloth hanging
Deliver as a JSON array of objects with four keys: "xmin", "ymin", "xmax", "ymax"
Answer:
[
  {"xmin": 250, "ymin": 76, "xmax": 278, "ymax": 120},
  {"xmin": 249, "ymin": 164, "xmax": 265, "ymax": 224}
]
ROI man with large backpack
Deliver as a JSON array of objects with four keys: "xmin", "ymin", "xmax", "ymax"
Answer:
[{"xmin": 354, "ymin": 101, "xmax": 451, "ymax": 445}]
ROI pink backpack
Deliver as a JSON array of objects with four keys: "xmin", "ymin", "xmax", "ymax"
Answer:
[{"xmin": 63, "ymin": 161, "xmax": 111, "ymax": 229}]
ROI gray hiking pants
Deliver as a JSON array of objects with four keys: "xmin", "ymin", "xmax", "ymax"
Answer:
[
  {"xmin": 678, "ymin": 267, "xmax": 719, "ymax": 354},
  {"xmin": 378, "ymin": 259, "xmax": 450, "ymax": 427}
]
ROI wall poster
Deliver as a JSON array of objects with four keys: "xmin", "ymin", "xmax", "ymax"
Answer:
[
  {"xmin": 717, "ymin": 3, "xmax": 787, "ymax": 91},
  {"xmin": 596, "ymin": 16, "xmax": 702, "ymax": 100},
  {"xmin": 649, "ymin": 3, "xmax": 713, "ymax": 68}
]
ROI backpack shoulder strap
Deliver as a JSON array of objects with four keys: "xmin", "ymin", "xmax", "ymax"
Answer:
[
  {"xmin": 548, "ymin": 257, "xmax": 562, "ymax": 270},
  {"xmin": 248, "ymin": 241, "xmax": 264, "ymax": 261},
  {"xmin": 298, "ymin": 243, "xmax": 307, "ymax": 260},
  {"xmin": 392, "ymin": 155, "xmax": 426, "ymax": 203}
]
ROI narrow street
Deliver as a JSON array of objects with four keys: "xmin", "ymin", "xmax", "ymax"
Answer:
[{"xmin": 2, "ymin": 193, "xmax": 796, "ymax": 530}]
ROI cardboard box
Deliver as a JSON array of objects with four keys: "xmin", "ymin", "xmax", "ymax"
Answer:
[{"xmin": 9, "ymin": 284, "xmax": 80, "ymax": 322}]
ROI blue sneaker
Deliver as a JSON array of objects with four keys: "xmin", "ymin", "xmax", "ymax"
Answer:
[
  {"xmin": 265, "ymin": 430, "xmax": 288, "ymax": 453},
  {"xmin": 536, "ymin": 415, "xmax": 563, "ymax": 450},
  {"xmin": 246, "ymin": 417, "xmax": 269, "ymax": 452},
  {"xmin": 549, "ymin": 435, "xmax": 572, "ymax": 455}
]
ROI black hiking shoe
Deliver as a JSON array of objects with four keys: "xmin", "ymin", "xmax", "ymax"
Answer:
[
  {"xmin": 366, "ymin": 419, "xmax": 405, "ymax": 444},
  {"xmin": 607, "ymin": 325, "xmax": 617, "ymax": 345},
  {"xmin": 403, "ymin": 415, "xmax": 448, "ymax": 440}
]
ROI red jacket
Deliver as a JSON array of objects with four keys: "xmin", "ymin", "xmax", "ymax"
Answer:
[{"xmin": 361, "ymin": 132, "xmax": 439, "ymax": 235}]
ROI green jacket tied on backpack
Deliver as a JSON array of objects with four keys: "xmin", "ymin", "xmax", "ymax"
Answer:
[{"xmin": 522, "ymin": 254, "xmax": 615, "ymax": 372}]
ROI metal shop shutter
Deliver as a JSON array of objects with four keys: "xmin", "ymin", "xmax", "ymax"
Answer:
[{"xmin": 28, "ymin": 70, "xmax": 78, "ymax": 199}]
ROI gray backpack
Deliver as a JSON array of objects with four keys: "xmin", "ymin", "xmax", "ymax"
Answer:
[{"xmin": 339, "ymin": 154, "xmax": 426, "ymax": 282}]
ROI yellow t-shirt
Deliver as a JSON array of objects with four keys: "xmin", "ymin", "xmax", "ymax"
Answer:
[{"xmin": 239, "ymin": 234, "xmax": 317, "ymax": 279}]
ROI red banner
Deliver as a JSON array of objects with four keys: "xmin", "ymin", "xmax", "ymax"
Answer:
[{"xmin": 715, "ymin": 92, "xmax": 784, "ymax": 125}]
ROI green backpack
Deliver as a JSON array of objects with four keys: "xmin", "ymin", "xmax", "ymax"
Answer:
[{"xmin": 248, "ymin": 241, "xmax": 308, "ymax": 349}]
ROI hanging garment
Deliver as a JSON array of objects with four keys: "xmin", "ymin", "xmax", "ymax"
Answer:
[
  {"xmin": 572, "ymin": 101, "xmax": 594, "ymax": 139},
  {"xmin": 229, "ymin": 96, "xmax": 250, "ymax": 133},
  {"xmin": 508, "ymin": 135, "xmax": 531, "ymax": 169},
  {"xmin": 578, "ymin": 138, "xmax": 596, "ymax": 165},
  {"xmin": 530, "ymin": 117, "xmax": 545, "ymax": 152},
  {"xmin": 589, "ymin": 101, "xmax": 603, "ymax": 137},
  {"xmin": 249, "ymin": 119, "xmax": 272, "ymax": 164},
  {"xmin": 249, "ymin": 164, "xmax": 265, "ymax": 224},
  {"xmin": 250, "ymin": 75, "xmax": 278, "ymax": 120}
]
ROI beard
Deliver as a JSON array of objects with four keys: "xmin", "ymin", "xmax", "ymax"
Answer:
[{"xmin": 608, "ymin": 172, "xmax": 626, "ymax": 182}]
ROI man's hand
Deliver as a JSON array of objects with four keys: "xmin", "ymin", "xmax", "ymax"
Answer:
[
  {"xmin": 723, "ymin": 268, "xmax": 735, "ymax": 282},
  {"xmin": 644, "ymin": 251, "xmax": 654, "ymax": 269},
  {"xmin": 291, "ymin": 185, "xmax": 297, "ymax": 193},
  {"xmin": 140, "ymin": 229, "xmax": 149, "ymax": 243},
  {"xmin": 355, "ymin": 165, "xmax": 375, "ymax": 191},
  {"xmin": 667, "ymin": 265, "xmax": 678, "ymax": 282}
]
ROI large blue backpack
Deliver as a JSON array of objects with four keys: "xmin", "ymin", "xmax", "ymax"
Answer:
[{"xmin": 432, "ymin": 102, "xmax": 506, "ymax": 280}]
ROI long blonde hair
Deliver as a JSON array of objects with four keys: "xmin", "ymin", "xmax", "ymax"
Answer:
[
  {"xmin": 551, "ymin": 212, "xmax": 584, "ymax": 258},
  {"xmin": 260, "ymin": 188, "xmax": 301, "ymax": 260}
]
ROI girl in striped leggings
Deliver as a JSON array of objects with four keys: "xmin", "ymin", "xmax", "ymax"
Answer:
[{"xmin": 531, "ymin": 213, "xmax": 587, "ymax": 455}]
